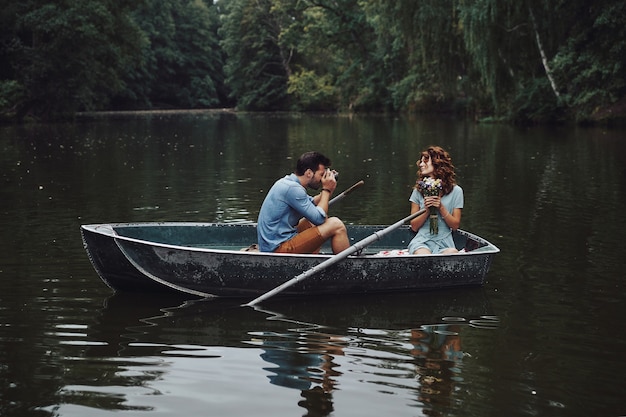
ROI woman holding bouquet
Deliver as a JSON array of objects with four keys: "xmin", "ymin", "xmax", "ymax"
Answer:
[{"xmin": 408, "ymin": 146, "xmax": 464, "ymax": 254}]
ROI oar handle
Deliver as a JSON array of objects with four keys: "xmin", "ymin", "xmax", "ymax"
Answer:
[{"xmin": 245, "ymin": 208, "xmax": 426, "ymax": 306}]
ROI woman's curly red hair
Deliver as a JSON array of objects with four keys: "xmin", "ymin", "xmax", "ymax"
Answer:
[{"xmin": 415, "ymin": 146, "xmax": 457, "ymax": 195}]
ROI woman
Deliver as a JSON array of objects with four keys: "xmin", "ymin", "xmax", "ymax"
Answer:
[{"xmin": 408, "ymin": 146, "xmax": 463, "ymax": 254}]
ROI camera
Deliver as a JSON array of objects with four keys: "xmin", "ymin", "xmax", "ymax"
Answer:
[{"xmin": 327, "ymin": 168, "xmax": 339, "ymax": 180}]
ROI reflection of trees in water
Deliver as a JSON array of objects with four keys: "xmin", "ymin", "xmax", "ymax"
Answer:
[
  {"xmin": 410, "ymin": 324, "xmax": 464, "ymax": 416},
  {"xmin": 259, "ymin": 331, "xmax": 346, "ymax": 417}
]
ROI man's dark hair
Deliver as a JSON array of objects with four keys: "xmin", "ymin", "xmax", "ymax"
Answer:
[{"xmin": 295, "ymin": 151, "xmax": 331, "ymax": 175}]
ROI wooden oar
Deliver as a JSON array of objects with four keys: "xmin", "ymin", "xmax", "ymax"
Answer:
[
  {"xmin": 329, "ymin": 180, "xmax": 364, "ymax": 206},
  {"xmin": 244, "ymin": 208, "xmax": 426, "ymax": 306},
  {"xmin": 295, "ymin": 179, "xmax": 364, "ymax": 230}
]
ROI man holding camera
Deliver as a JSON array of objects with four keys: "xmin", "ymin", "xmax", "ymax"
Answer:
[{"xmin": 257, "ymin": 151, "xmax": 350, "ymax": 254}]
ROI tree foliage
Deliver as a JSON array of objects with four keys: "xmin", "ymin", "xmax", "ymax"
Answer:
[
  {"xmin": 551, "ymin": 1, "xmax": 626, "ymax": 121},
  {"xmin": 0, "ymin": 0, "xmax": 624, "ymax": 123},
  {"xmin": 116, "ymin": 0, "xmax": 225, "ymax": 109},
  {"xmin": 218, "ymin": 0, "xmax": 291, "ymax": 110},
  {"xmin": 0, "ymin": 0, "xmax": 143, "ymax": 119}
]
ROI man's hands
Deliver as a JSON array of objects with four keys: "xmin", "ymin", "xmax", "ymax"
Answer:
[{"xmin": 321, "ymin": 168, "xmax": 338, "ymax": 193}]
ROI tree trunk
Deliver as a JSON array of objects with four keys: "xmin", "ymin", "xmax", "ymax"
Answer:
[{"xmin": 528, "ymin": 7, "xmax": 561, "ymax": 100}]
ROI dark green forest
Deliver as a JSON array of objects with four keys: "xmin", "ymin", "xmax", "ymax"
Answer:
[{"xmin": 1, "ymin": 0, "xmax": 625, "ymax": 124}]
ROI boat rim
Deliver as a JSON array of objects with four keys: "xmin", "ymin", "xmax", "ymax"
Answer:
[{"xmin": 81, "ymin": 222, "xmax": 500, "ymax": 257}]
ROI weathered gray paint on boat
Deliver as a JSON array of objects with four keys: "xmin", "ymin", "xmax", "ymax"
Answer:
[{"xmin": 81, "ymin": 223, "xmax": 499, "ymax": 298}]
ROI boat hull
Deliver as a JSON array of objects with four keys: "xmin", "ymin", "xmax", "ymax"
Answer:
[{"xmin": 81, "ymin": 223, "xmax": 499, "ymax": 298}]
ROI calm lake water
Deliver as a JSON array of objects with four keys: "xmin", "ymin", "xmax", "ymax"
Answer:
[{"xmin": 1, "ymin": 111, "xmax": 625, "ymax": 417}]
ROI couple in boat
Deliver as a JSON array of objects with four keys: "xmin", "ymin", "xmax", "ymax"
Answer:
[{"xmin": 257, "ymin": 147, "xmax": 463, "ymax": 256}]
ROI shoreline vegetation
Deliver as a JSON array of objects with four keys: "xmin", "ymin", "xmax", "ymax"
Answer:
[
  {"xmin": 69, "ymin": 103, "xmax": 626, "ymax": 127},
  {"xmin": 9, "ymin": 104, "xmax": 626, "ymax": 128},
  {"xmin": 0, "ymin": 104, "xmax": 626, "ymax": 128},
  {"xmin": 1, "ymin": 1, "xmax": 625, "ymax": 127}
]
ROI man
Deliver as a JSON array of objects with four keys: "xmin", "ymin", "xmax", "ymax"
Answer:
[{"xmin": 257, "ymin": 151, "xmax": 350, "ymax": 254}]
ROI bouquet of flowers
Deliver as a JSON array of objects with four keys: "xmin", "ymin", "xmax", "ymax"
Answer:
[{"xmin": 417, "ymin": 177, "xmax": 442, "ymax": 234}]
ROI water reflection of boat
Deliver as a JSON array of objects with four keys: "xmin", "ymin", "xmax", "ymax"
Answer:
[
  {"xmin": 88, "ymin": 289, "xmax": 494, "ymax": 356},
  {"xmin": 86, "ymin": 289, "xmax": 496, "ymax": 416},
  {"xmin": 81, "ymin": 223, "xmax": 499, "ymax": 298}
]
